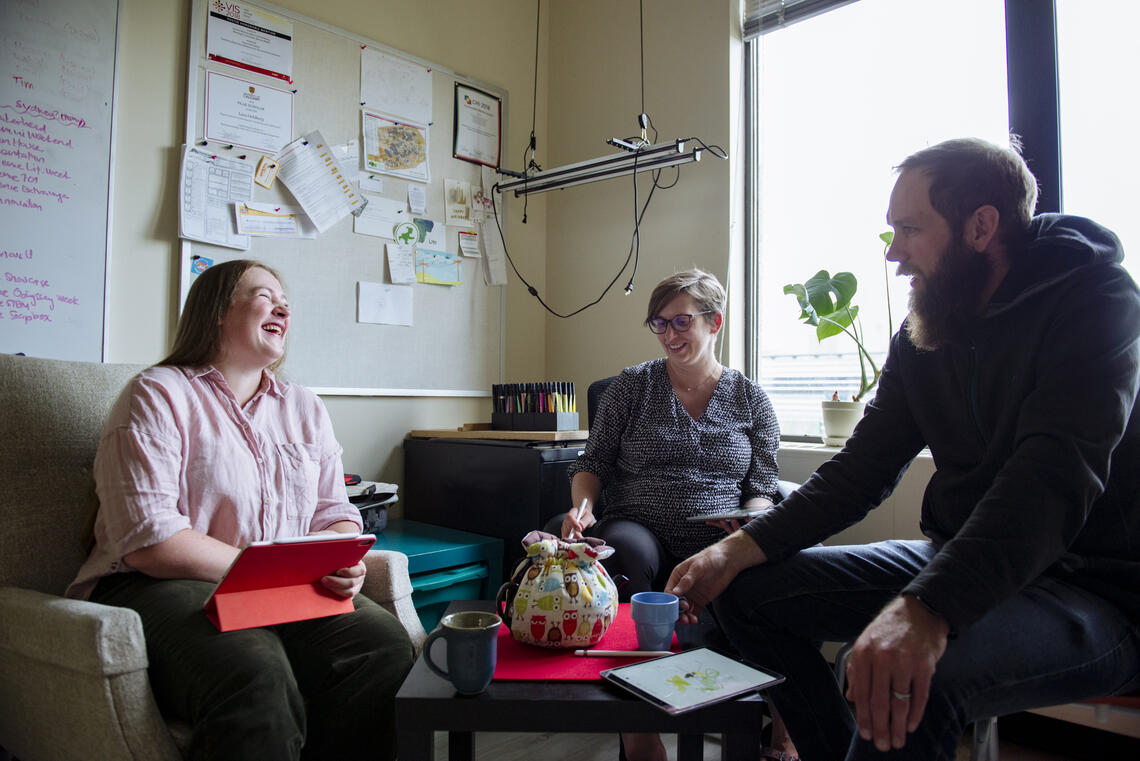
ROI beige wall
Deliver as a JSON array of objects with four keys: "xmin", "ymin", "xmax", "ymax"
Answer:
[
  {"xmin": 106, "ymin": 0, "xmax": 552, "ymax": 505},
  {"xmin": 543, "ymin": 0, "xmax": 742, "ymax": 396},
  {"xmin": 104, "ymin": 0, "xmax": 738, "ymax": 509}
]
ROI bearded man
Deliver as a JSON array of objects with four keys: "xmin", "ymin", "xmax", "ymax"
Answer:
[{"xmin": 667, "ymin": 137, "xmax": 1140, "ymax": 761}]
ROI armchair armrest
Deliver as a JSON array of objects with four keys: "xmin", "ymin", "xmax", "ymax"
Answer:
[
  {"xmin": 0, "ymin": 585, "xmax": 180, "ymax": 761},
  {"xmin": 0, "ymin": 586, "xmax": 148, "ymax": 676},
  {"xmin": 362, "ymin": 549, "xmax": 427, "ymax": 652}
]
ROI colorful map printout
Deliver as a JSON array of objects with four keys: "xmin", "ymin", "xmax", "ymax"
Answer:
[{"xmin": 362, "ymin": 110, "xmax": 429, "ymax": 183}]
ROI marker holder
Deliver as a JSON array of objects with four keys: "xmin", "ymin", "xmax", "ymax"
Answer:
[{"xmin": 492, "ymin": 411, "xmax": 579, "ymax": 431}]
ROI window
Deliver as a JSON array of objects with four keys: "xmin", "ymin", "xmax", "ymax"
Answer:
[
  {"xmin": 745, "ymin": 0, "xmax": 1009, "ymax": 438},
  {"xmin": 1056, "ymin": 1, "xmax": 1140, "ymax": 281}
]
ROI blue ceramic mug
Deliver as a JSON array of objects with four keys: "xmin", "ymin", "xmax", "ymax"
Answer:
[
  {"xmin": 423, "ymin": 610, "xmax": 502, "ymax": 694},
  {"xmin": 630, "ymin": 591, "xmax": 679, "ymax": 651}
]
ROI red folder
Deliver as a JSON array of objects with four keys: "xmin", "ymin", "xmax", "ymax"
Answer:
[
  {"xmin": 204, "ymin": 534, "xmax": 376, "ymax": 632},
  {"xmin": 494, "ymin": 603, "xmax": 680, "ymax": 681}
]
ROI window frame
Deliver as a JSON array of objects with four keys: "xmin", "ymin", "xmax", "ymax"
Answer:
[{"xmin": 744, "ymin": 0, "xmax": 1062, "ymax": 439}]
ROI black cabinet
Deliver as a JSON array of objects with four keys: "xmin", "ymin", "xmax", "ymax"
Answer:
[{"xmin": 403, "ymin": 437, "xmax": 585, "ymax": 583}]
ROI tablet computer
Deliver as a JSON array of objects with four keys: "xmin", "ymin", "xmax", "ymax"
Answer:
[
  {"xmin": 600, "ymin": 647, "xmax": 784, "ymax": 715},
  {"xmin": 684, "ymin": 509, "xmax": 765, "ymax": 523},
  {"xmin": 205, "ymin": 533, "xmax": 376, "ymax": 632}
]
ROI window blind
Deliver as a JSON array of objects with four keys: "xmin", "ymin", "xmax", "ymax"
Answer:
[{"xmin": 743, "ymin": 0, "xmax": 862, "ymax": 39}]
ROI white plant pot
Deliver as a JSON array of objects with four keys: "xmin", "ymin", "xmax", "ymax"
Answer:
[{"xmin": 821, "ymin": 400, "xmax": 866, "ymax": 446}]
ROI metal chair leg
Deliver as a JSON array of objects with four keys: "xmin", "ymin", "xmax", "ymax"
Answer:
[
  {"xmin": 970, "ymin": 716, "xmax": 999, "ymax": 761},
  {"xmin": 834, "ymin": 640, "xmax": 854, "ymax": 687}
]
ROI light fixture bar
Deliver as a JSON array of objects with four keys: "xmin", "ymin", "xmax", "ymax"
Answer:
[{"xmin": 496, "ymin": 139, "xmax": 703, "ymax": 197}]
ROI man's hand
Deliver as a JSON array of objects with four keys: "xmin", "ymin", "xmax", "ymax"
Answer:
[
  {"xmin": 845, "ymin": 595, "xmax": 950, "ymax": 752},
  {"xmin": 320, "ymin": 559, "xmax": 367, "ymax": 599},
  {"xmin": 666, "ymin": 531, "xmax": 766, "ymax": 624}
]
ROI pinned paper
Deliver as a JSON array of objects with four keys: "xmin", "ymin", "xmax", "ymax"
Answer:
[
  {"xmin": 277, "ymin": 131, "xmax": 367, "ymax": 232},
  {"xmin": 354, "ymin": 193, "xmax": 409, "ymax": 238},
  {"xmin": 445, "ymin": 179, "xmax": 472, "ymax": 227},
  {"xmin": 234, "ymin": 202, "xmax": 316, "ymax": 237},
  {"xmin": 408, "ymin": 184, "xmax": 426, "ymax": 214},
  {"xmin": 387, "ymin": 243, "xmax": 416, "ymax": 283},
  {"xmin": 254, "ymin": 156, "xmax": 280, "ymax": 189},
  {"xmin": 358, "ymin": 281, "xmax": 413, "ymax": 326},
  {"xmin": 458, "ymin": 230, "xmax": 480, "ymax": 257},
  {"xmin": 415, "ymin": 248, "xmax": 462, "ymax": 286},
  {"xmin": 412, "ymin": 217, "xmax": 445, "ymax": 248},
  {"xmin": 481, "ymin": 219, "xmax": 507, "ymax": 286}
]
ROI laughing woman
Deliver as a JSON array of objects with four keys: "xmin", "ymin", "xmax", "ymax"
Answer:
[{"xmin": 67, "ymin": 260, "xmax": 414, "ymax": 761}]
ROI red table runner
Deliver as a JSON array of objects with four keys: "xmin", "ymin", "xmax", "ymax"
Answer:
[{"xmin": 493, "ymin": 603, "xmax": 680, "ymax": 681}]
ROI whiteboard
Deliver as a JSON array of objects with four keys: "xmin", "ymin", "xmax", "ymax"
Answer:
[
  {"xmin": 0, "ymin": 0, "xmax": 119, "ymax": 361},
  {"xmin": 182, "ymin": 0, "xmax": 507, "ymax": 395}
]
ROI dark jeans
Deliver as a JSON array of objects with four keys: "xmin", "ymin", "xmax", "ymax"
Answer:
[
  {"xmin": 92, "ymin": 573, "xmax": 415, "ymax": 761},
  {"xmin": 591, "ymin": 517, "xmax": 733, "ymax": 650},
  {"xmin": 592, "ymin": 517, "xmax": 681, "ymax": 600},
  {"xmin": 714, "ymin": 540, "xmax": 1140, "ymax": 761}
]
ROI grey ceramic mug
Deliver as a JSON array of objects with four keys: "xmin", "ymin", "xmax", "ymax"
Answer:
[{"xmin": 423, "ymin": 611, "xmax": 502, "ymax": 695}]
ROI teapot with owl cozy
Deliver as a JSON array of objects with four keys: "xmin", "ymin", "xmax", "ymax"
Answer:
[{"xmin": 495, "ymin": 530, "xmax": 620, "ymax": 648}]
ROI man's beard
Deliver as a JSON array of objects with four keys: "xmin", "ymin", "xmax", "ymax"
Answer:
[{"xmin": 903, "ymin": 236, "xmax": 993, "ymax": 351}]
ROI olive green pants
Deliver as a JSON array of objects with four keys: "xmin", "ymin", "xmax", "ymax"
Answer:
[{"xmin": 92, "ymin": 573, "xmax": 415, "ymax": 761}]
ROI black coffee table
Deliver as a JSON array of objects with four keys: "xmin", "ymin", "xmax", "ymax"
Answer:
[{"xmin": 395, "ymin": 601, "xmax": 767, "ymax": 761}]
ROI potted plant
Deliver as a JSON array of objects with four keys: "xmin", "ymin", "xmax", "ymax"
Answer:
[{"xmin": 783, "ymin": 232, "xmax": 894, "ymax": 445}]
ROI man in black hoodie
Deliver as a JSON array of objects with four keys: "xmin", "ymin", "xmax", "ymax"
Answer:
[{"xmin": 667, "ymin": 138, "xmax": 1140, "ymax": 761}]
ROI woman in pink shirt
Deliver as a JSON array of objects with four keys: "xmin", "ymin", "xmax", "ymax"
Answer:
[{"xmin": 69, "ymin": 260, "xmax": 414, "ymax": 761}]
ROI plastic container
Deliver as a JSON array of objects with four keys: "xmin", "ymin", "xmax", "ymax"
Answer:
[{"xmin": 411, "ymin": 562, "xmax": 489, "ymax": 632}]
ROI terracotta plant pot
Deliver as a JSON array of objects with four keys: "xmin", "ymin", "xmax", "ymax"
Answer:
[{"xmin": 821, "ymin": 400, "xmax": 866, "ymax": 446}]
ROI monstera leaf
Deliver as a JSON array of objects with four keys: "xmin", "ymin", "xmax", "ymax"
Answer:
[
  {"xmin": 784, "ymin": 231, "xmax": 895, "ymax": 403},
  {"xmin": 783, "ymin": 270, "xmax": 859, "ymax": 342}
]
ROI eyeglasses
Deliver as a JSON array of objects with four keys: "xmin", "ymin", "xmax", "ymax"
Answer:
[{"xmin": 646, "ymin": 311, "xmax": 714, "ymax": 334}]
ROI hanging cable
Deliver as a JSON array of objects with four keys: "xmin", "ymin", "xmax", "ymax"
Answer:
[
  {"xmin": 491, "ymin": 0, "xmax": 707, "ymax": 316},
  {"xmin": 490, "ymin": 168, "xmax": 663, "ymax": 318},
  {"xmin": 640, "ymin": 0, "xmax": 646, "ymax": 118},
  {"xmin": 522, "ymin": 0, "xmax": 542, "ymax": 222}
]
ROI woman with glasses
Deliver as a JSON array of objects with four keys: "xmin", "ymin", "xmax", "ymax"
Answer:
[{"xmin": 563, "ymin": 269, "xmax": 790, "ymax": 761}]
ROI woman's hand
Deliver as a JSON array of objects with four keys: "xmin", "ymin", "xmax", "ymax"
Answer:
[
  {"xmin": 320, "ymin": 559, "xmax": 367, "ymax": 599},
  {"xmin": 562, "ymin": 506, "xmax": 595, "ymax": 540}
]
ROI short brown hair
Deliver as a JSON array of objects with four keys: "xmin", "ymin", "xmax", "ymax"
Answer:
[
  {"xmin": 645, "ymin": 268, "xmax": 726, "ymax": 326},
  {"xmin": 896, "ymin": 137, "xmax": 1038, "ymax": 249},
  {"xmin": 159, "ymin": 259, "xmax": 285, "ymax": 371}
]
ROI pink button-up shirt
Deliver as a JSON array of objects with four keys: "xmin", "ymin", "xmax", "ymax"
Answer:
[{"xmin": 67, "ymin": 366, "xmax": 361, "ymax": 600}]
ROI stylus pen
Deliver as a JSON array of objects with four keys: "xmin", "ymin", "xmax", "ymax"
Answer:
[{"xmin": 573, "ymin": 650, "xmax": 674, "ymax": 657}]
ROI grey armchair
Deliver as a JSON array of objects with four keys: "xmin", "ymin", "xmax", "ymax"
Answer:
[{"xmin": 0, "ymin": 354, "xmax": 426, "ymax": 761}]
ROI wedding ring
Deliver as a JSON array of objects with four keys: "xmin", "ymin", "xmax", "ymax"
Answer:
[{"xmin": 891, "ymin": 690, "xmax": 912, "ymax": 700}]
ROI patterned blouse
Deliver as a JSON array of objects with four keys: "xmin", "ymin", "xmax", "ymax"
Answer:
[{"xmin": 568, "ymin": 359, "xmax": 780, "ymax": 558}]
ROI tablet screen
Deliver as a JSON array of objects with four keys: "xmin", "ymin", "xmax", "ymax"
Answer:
[{"xmin": 600, "ymin": 647, "xmax": 783, "ymax": 714}]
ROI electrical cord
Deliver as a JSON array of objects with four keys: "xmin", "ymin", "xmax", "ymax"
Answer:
[
  {"xmin": 490, "ymin": 147, "xmax": 667, "ymax": 318},
  {"xmin": 521, "ymin": 0, "xmax": 542, "ymax": 223},
  {"xmin": 489, "ymin": 0, "xmax": 723, "ymax": 318}
]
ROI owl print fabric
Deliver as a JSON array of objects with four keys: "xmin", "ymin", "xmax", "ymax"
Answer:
[{"xmin": 500, "ymin": 531, "xmax": 619, "ymax": 649}]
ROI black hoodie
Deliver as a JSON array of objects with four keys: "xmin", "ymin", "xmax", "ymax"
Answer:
[{"xmin": 745, "ymin": 214, "xmax": 1140, "ymax": 632}]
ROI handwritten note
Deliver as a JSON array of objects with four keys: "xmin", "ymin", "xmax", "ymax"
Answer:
[{"xmin": 0, "ymin": 0, "xmax": 118, "ymax": 359}]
